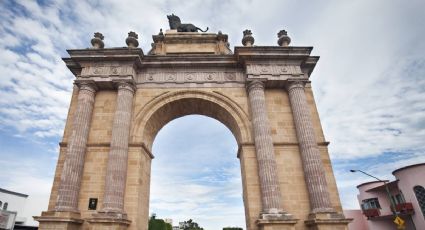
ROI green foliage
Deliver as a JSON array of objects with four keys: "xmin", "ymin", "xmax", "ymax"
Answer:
[
  {"xmin": 223, "ymin": 227, "xmax": 243, "ymax": 230},
  {"xmin": 149, "ymin": 214, "xmax": 172, "ymax": 230},
  {"xmin": 182, "ymin": 219, "xmax": 204, "ymax": 230}
]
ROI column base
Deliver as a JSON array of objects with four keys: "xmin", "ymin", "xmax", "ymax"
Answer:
[
  {"xmin": 87, "ymin": 211, "xmax": 131, "ymax": 230},
  {"xmin": 34, "ymin": 210, "xmax": 83, "ymax": 230},
  {"xmin": 257, "ymin": 219, "xmax": 298, "ymax": 230},
  {"xmin": 257, "ymin": 211, "xmax": 298, "ymax": 230},
  {"xmin": 304, "ymin": 212, "xmax": 352, "ymax": 230}
]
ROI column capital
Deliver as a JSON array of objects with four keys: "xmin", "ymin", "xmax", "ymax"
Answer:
[
  {"xmin": 247, "ymin": 79, "xmax": 266, "ymax": 92},
  {"xmin": 76, "ymin": 81, "xmax": 98, "ymax": 93},
  {"xmin": 285, "ymin": 80, "xmax": 307, "ymax": 91},
  {"xmin": 115, "ymin": 81, "xmax": 136, "ymax": 94}
]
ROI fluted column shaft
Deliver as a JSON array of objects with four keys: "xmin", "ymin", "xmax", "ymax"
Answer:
[
  {"xmin": 286, "ymin": 81, "xmax": 333, "ymax": 213},
  {"xmin": 56, "ymin": 83, "xmax": 97, "ymax": 211},
  {"xmin": 247, "ymin": 80, "xmax": 282, "ymax": 214},
  {"xmin": 102, "ymin": 82, "xmax": 135, "ymax": 213}
]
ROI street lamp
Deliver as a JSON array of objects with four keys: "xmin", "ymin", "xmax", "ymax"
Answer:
[{"xmin": 350, "ymin": 169, "xmax": 396, "ymax": 215}]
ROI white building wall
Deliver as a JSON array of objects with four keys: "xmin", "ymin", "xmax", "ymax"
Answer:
[{"xmin": 0, "ymin": 190, "xmax": 28, "ymax": 224}]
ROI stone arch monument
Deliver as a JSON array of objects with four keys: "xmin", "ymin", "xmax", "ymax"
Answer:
[{"xmin": 35, "ymin": 22, "xmax": 351, "ymax": 230}]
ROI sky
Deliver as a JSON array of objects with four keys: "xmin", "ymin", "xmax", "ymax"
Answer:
[{"xmin": 0, "ymin": 0, "xmax": 424, "ymax": 229}]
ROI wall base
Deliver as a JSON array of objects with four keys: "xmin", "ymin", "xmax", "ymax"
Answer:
[
  {"xmin": 305, "ymin": 212, "xmax": 352, "ymax": 230},
  {"xmin": 87, "ymin": 211, "xmax": 131, "ymax": 230},
  {"xmin": 34, "ymin": 211, "xmax": 83, "ymax": 230}
]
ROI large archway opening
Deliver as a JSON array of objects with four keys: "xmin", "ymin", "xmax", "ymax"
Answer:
[
  {"xmin": 150, "ymin": 115, "xmax": 244, "ymax": 229},
  {"xmin": 133, "ymin": 91, "xmax": 252, "ymax": 230}
]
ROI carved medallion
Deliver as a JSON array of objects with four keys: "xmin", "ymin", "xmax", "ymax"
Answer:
[
  {"xmin": 186, "ymin": 73, "xmax": 194, "ymax": 81},
  {"xmin": 225, "ymin": 73, "xmax": 236, "ymax": 81},
  {"xmin": 93, "ymin": 67, "xmax": 102, "ymax": 74},
  {"xmin": 167, "ymin": 74, "xmax": 176, "ymax": 81},
  {"xmin": 206, "ymin": 73, "xmax": 215, "ymax": 81},
  {"xmin": 111, "ymin": 67, "xmax": 119, "ymax": 75},
  {"xmin": 280, "ymin": 66, "xmax": 288, "ymax": 73}
]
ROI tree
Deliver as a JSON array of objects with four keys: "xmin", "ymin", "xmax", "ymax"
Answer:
[
  {"xmin": 182, "ymin": 219, "xmax": 204, "ymax": 230},
  {"xmin": 148, "ymin": 214, "xmax": 172, "ymax": 230},
  {"xmin": 223, "ymin": 227, "xmax": 243, "ymax": 230}
]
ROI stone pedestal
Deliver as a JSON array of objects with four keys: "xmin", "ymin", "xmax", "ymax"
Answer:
[
  {"xmin": 150, "ymin": 30, "xmax": 232, "ymax": 55},
  {"xmin": 87, "ymin": 213, "xmax": 131, "ymax": 230},
  {"xmin": 257, "ymin": 219, "xmax": 298, "ymax": 230},
  {"xmin": 305, "ymin": 213, "xmax": 352, "ymax": 230},
  {"xmin": 34, "ymin": 211, "xmax": 83, "ymax": 230}
]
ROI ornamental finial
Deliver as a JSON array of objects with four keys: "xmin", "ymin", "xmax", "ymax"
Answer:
[
  {"xmin": 277, "ymin": 30, "xmax": 291, "ymax": 47},
  {"xmin": 242, "ymin": 29, "xmax": 254, "ymax": 46},
  {"xmin": 91, "ymin": 32, "xmax": 104, "ymax": 49},
  {"xmin": 126, "ymin": 31, "xmax": 139, "ymax": 48}
]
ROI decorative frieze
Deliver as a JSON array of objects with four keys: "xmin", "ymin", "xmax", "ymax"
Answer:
[
  {"xmin": 138, "ymin": 71, "xmax": 244, "ymax": 84},
  {"xmin": 81, "ymin": 65, "xmax": 135, "ymax": 77},
  {"xmin": 246, "ymin": 64, "xmax": 302, "ymax": 76}
]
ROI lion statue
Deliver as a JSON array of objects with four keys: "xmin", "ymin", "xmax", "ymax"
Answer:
[{"xmin": 167, "ymin": 14, "xmax": 208, "ymax": 32}]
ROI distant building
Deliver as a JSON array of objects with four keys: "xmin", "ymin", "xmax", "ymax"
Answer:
[
  {"xmin": 0, "ymin": 188, "xmax": 28, "ymax": 224},
  {"xmin": 172, "ymin": 226, "xmax": 180, "ymax": 230},
  {"xmin": 350, "ymin": 163, "xmax": 425, "ymax": 230}
]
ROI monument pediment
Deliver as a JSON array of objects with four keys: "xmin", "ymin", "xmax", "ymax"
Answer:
[{"xmin": 149, "ymin": 30, "xmax": 232, "ymax": 55}]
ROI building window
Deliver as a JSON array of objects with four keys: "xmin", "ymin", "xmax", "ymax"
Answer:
[
  {"xmin": 3, "ymin": 202, "xmax": 7, "ymax": 210},
  {"xmin": 361, "ymin": 198, "xmax": 381, "ymax": 210},
  {"xmin": 392, "ymin": 193, "xmax": 405, "ymax": 205},
  {"xmin": 413, "ymin": 185, "xmax": 425, "ymax": 218}
]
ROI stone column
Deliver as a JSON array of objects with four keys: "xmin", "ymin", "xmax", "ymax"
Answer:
[
  {"xmin": 55, "ymin": 82, "xmax": 97, "ymax": 212},
  {"xmin": 101, "ymin": 82, "xmax": 135, "ymax": 216},
  {"xmin": 247, "ymin": 80, "xmax": 283, "ymax": 215},
  {"xmin": 286, "ymin": 81, "xmax": 333, "ymax": 213}
]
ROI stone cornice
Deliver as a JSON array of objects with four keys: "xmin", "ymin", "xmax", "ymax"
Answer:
[
  {"xmin": 63, "ymin": 47, "xmax": 317, "ymax": 72},
  {"xmin": 66, "ymin": 48, "xmax": 144, "ymax": 61},
  {"xmin": 234, "ymin": 46, "xmax": 319, "ymax": 77},
  {"xmin": 234, "ymin": 46, "xmax": 313, "ymax": 61},
  {"xmin": 74, "ymin": 76, "xmax": 136, "ymax": 91},
  {"xmin": 63, "ymin": 45, "xmax": 319, "ymax": 88},
  {"xmin": 140, "ymin": 55, "xmax": 238, "ymax": 68},
  {"xmin": 63, "ymin": 48, "xmax": 144, "ymax": 76},
  {"xmin": 302, "ymin": 56, "xmax": 320, "ymax": 76}
]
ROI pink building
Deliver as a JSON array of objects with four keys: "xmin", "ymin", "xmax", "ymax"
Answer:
[{"xmin": 354, "ymin": 163, "xmax": 425, "ymax": 230}]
